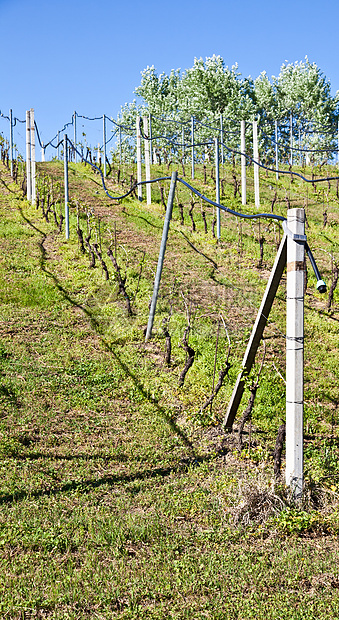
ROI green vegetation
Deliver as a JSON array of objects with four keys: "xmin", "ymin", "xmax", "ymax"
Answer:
[{"xmin": 0, "ymin": 153, "xmax": 338, "ymax": 619}]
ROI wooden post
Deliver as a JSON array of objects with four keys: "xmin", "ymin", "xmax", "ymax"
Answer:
[
  {"xmin": 285, "ymin": 208, "xmax": 305, "ymax": 498},
  {"xmin": 223, "ymin": 234, "xmax": 287, "ymax": 429},
  {"xmin": 64, "ymin": 134, "xmax": 69, "ymax": 239},
  {"xmin": 275, "ymin": 120, "xmax": 279, "ymax": 180},
  {"xmin": 136, "ymin": 116, "xmax": 142, "ymax": 201},
  {"xmin": 143, "ymin": 116, "xmax": 151, "ymax": 205},
  {"xmin": 241, "ymin": 120, "xmax": 246, "ymax": 205},
  {"xmin": 30, "ymin": 108, "xmax": 36, "ymax": 204},
  {"xmin": 26, "ymin": 110, "xmax": 31, "ymax": 202},
  {"xmin": 253, "ymin": 120, "xmax": 260, "ymax": 208},
  {"xmin": 215, "ymin": 137, "xmax": 220, "ymax": 239},
  {"xmin": 119, "ymin": 125, "xmax": 122, "ymax": 164}
]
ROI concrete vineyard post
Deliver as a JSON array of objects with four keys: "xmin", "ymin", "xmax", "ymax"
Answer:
[
  {"xmin": 41, "ymin": 143, "xmax": 45, "ymax": 162},
  {"xmin": 145, "ymin": 171, "xmax": 177, "ymax": 342},
  {"xmin": 149, "ymin": 113, "xmax": 153, "ymax": 165},
  {"xmin": 253, "ymin": 120, "xmax": 260, "ymax": 208},
  {"xmin": 57, "ymin": 131, "xmax": 60, "ymax": 160},
  {"xmin": 26, "ymin": 110, "xmax": 31, "ymax": 202},
  {"xmin": 182, "ymin": 126, "xmax": 185, "ymax": 163},
  {"xmin": 143, "ymin": 116, "xmax": 151, "ymax": 205},
  {"xmin": 241, "ymin": 120, "xmax": 246, "ymax": 205},
  {"xmin": 290, "ymin": 113, "xmax": 293, "ymax": 167},
  {"xmin": 275, "ymin": 120, "xmax": 279, "ymax": 180},
  {"xmin": 30, "ymin": 108, "xmax": 36, "ymax": 205},
  {"xmin": 215, "ymin": 137, "xmax": 220, "ymax": 239},
  {"xmin": 136, "ymin": 116, "xmax": 142, "ymax": 201},
  {"xmin": 64, "ymin": 134, "xmax": 69, "ymax": 240},
  {"xmin": 74, "ymin": 111, "xmax": 77, "ymax": 163},
  {"xmin": 285, "ymin": 208, "xmax": 305, "ymax": 499}
]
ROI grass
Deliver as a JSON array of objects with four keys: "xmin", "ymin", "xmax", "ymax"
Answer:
[{"xmin": 0, "ymin": 157, "xmax": 338, "ymax": 618}]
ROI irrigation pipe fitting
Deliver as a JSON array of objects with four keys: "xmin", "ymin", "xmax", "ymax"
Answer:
[{"xmin": 282, "ymin": 221, "xmax": 326, "ymax": 293}]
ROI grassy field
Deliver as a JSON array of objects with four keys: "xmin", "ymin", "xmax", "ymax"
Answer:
[{"xmin": 0, "ymin": 155, "xmax": 339, "ymax": 619}]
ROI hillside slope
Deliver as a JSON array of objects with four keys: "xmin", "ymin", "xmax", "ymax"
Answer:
[{"xmin": 0, "ymin": 159, "xmax": 339, "ymax": 619}]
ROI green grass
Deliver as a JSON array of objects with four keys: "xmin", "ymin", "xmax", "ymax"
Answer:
[{"xmin": 0, "ymin": 159, "xmax": 338, "ymax": 618}]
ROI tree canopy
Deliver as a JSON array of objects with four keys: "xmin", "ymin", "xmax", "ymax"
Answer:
[{"xmin": 120, "ymin": 56, "xmax": 338, "ymax": 127}]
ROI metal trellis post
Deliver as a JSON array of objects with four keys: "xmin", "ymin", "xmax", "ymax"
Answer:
[
  {"xmin": 103, "ymin": 114, "xmax": 106, "ymax": 178},
  {"xmin": 253, "ymin": 120, "xmax": 260, "ymax": 208},
  {"xmin": 145, "ymin": 171, "xmax": 177, "ymax": 342},
  {"xmin": 220, "ymin": 114, "xmax": 224, "ymax": 165},
  {"xmin": 64, "ymin": 134, "xmax": 69, "ymax": 239},
  {"xmin": 241, "ymin": 120, "xmax": 246, "ymax": 205},
  {"xmin": 215, "ymin": 137, "xmax": 220, "ymax": 239},
  {"xmin": 191, "ymin": 116, "xmax": 195, "ymax": 179},
  {"xmin": 9, "ymin": 109, "xmax": 13, "ymax": 176}
]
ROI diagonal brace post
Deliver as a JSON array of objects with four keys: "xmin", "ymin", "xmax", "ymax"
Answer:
[
  {"xmin": 223, "ymin": 234, "xmax": 287, "ymax": 429},
  {"xmin": 145, "ymin": 171, "xmax": 177, "ymax": 342}
]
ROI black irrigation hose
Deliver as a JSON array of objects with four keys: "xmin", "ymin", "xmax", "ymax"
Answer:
[
  {"xmin": 220, "ymin": 140, "xmax": 339, "ymax": 183},
  {"xmin": 103, "ymin": 129, "xmax": 118, "ymax": 147},
  {"xmin": 68, "ymin": 136, "xmax": 171, "ymax": 200},
  {"xmin": 105, "ymin": 116, "xmax": 135, "ymax": 132},
  {"xmin": 177, "ymin": 177, "xmax": 286, "ymax": 222},
  {"xmin": 76, "ymin": 113, "xmax": 103, "ymax": 121}
]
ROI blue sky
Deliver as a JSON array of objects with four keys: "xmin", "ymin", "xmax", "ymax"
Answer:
[{"xmin": 0, "ymin": 0, "xmax": 337, "ymax": 158}]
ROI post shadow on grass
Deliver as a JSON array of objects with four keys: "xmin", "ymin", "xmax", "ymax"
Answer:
[
  {"xmin": 124, "ymin": 211, "xmax": 163, "ymax": 230},
  {"xmin": 17, "ymin": 208, "xmax": 194, "ymax": 450},
  {"xmin": 0, "ymin": 446, "xmax": 229, "ymax": 506}
]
